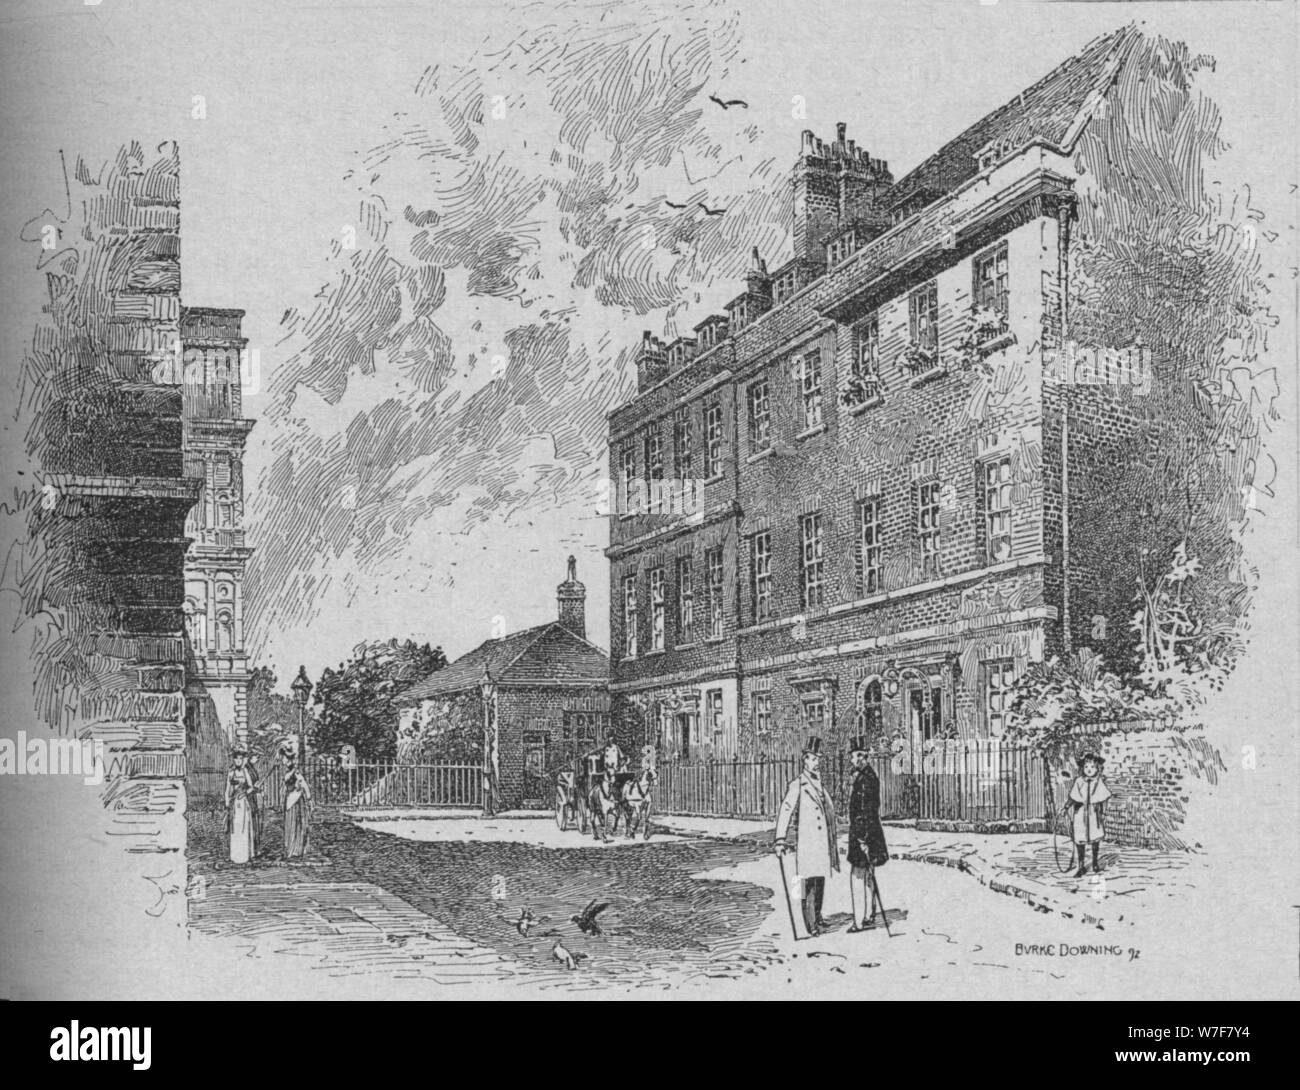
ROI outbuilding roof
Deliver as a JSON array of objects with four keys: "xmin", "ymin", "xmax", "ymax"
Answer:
[{"xmin": 396, "ymin": 622, "xmax": 608, "ymax": 703}]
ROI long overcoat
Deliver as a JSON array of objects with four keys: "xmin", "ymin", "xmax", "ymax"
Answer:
[{"xmin": 775, "ymin": 771, "xmax": 840, "ymax": 879}]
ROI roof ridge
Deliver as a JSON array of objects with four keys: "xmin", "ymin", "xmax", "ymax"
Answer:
[
  {"xmin": 549, "ymin": 622, "xmax": 612, "ymax": 660},
  {"xmin": 884, "ymin": 23, "xmax": 1142, "ymax": 210},
  {"xmin": 493, "ymin": 621, "xmax": 563, "ymax": 680}
]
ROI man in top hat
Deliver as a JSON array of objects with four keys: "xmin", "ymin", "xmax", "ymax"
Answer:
[
  {"xmin": 774, "ymin": 737, "xmax": 840, "ymax": 936},
  {"xmin": 846, "ymin": 736, "xmax": 890, "ymax": 932}
]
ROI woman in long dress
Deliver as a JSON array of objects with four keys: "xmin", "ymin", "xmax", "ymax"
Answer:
[
  {"xmin": 282, "ymin": 751, "xmax": 312, "ymax": 860},
  {"xmin": 224, "ymin": 746, "xmax": 258, "ymax": 864}
]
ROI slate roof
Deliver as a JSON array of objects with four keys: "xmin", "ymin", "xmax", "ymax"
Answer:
[
  {"xmin": 396, "ymin": 622, "xmax": 609, "ymax": 703},
  {"xmin": 882, "ymin": 25, "xmax": 1139, "ymax": 215}
]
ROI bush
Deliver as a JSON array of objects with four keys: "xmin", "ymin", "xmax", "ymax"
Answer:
[{"xmin": 1005, "ymin": 648, "xmax": 1180, "ymax": 766}]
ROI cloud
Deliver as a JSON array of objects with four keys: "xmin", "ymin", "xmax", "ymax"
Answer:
[{"xmin": 246, "ymin": 2, "xmax": 791, "ymax": 665}]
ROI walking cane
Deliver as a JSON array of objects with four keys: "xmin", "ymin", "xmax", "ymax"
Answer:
[
  {"xmin": 776, "ymin": 851, "xmax": 804, "ymax": 942},
  {"xmin": 868, "ymin": 865, "xmax": 894, "ymax": 938}
]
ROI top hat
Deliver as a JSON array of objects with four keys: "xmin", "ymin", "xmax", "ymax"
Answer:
[
  {"xmin": 848, "ymin": 736, "xmax": 870, "ymax": 755},
  {"xmin": 802, "ymin": 736, "xmax": 823, "ymax": 756}
]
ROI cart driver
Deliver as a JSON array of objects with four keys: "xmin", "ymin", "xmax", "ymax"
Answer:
[{"xmin": 600, "ymin": 732, "xmax": 625, "ymax": 794}]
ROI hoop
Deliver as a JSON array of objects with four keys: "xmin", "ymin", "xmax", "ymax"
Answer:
[{"xmin": 1051, "ymin": 801, "xmax": 1076, "ymax": 874}]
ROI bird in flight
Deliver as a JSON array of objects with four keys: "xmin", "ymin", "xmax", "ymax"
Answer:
[
  {"xmin": 570, "ymin": 898, "xmax": 611, "ymax": 936},
  {"xmin": 709, "ymin": 93, "xmax": 749, "ymax": 109},
  {"xmin": 698, "ymin": 202, "xmax": 727, "ymax": 217},
  {"xmin": 664, "ymin": 200, "xmax": 688, "ymax": 209}
]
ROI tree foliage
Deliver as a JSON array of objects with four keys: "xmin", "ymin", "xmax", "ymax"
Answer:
[
  {"xmin": 310, "ymin": 639, "xmax": 446, "ymax": 760},
  {"xmin": 1064, "ymin": 31, "xmax": 1277, "ymax": 677},
  {"xmin": 396, "ymin": 689, "xmax": 483, "ymax": 765},
  {"xmin": 245, "ymin": 666, "xmax": 307, "ymax": 761}
]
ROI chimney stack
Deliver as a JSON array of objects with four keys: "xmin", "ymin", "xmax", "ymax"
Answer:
[
  {"xmin": 745, "ymin": 245, "xmax": 772, "ymax": 297},
  {"xmin": 792, "ymin": 122, "xmax": 894, "ymax": 264},
  {"xmin": 635, "ymin": 330, "xmax": 668, "ymax": 391},
  {"xmin": 556, "ymin": 555, "xmax": 586, "ymax": 639}
]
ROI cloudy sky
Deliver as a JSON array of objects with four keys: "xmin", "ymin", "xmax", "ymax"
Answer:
[{"xmin": 1, "ymin": 0, "xmax": 1295, "ymax": 680}]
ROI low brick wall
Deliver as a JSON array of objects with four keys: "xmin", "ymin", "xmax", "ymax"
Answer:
[{"xmin": 1048, "ymin": 723, "xmax": 1222, "ymax": 851}]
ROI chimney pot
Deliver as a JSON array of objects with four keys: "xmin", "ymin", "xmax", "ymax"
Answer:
[{"xmin": 557, "ymin": 555, "xmax": 586, "ymax": 639}]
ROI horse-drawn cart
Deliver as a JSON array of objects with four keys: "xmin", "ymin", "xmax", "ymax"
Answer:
[{"xmin": 555, "ymin": 751, "xmax": 655, "ymax": 841}]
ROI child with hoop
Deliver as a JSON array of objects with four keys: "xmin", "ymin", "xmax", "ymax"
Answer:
[{"xmin": 1068, "ymin": 752, "xmax": 1112, "ymax": 878}]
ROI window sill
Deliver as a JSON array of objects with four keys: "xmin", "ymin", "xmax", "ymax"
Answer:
[
  {"xmin": 844, "ymin": 394, "xmax": 885, "ymax": 416},
  {"xmin": 796, "ymin": 423, "xmax": 827, "ymax": 441},
  {"xmin": 673, "ymin": 643, "xmax": 697, "ymax": 652},
  {"xmin": 703, "ymin": 636, "xmax": 727, "ymax": 645},
  {"xmin": 747, "ymin": 447, "xmax": 775, "ymax": 464},
  {"xmin": 975, "ymin": 330, "xmax": 1016, "ymax": 356},
  {"xmin": 907, "ymin": 364, "xmax": 947, "ymax": 388},
  {"xmin": 644, "ymin": 648, "xmax": 667, "ymax": 657},
  {"xmin": 702, "ymin": 473, "xmax": 725, "ymax": 486}
]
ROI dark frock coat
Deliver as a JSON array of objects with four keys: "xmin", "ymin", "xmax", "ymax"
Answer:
[{"xmin": 847, "ymin": 764, "xmax": 890, "ymax": 868}]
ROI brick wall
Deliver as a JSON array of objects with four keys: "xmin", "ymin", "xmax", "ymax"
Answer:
[
  {"xmin": 496, "ymin": 686, "xmax": 610, "ymax": 808},
  {"xmin": 1048, "ymin": 723, "xmax": 1223, "ymax": 850},
  {"xmin": 1043, "ymin": 381, "xmax": 1161, "ymax": 671}
]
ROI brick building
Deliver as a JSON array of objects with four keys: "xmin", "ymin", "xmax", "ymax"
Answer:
[
  {"xmin": 180, "ymin": 307, "xmax": 255, "ymax": 766},
  {"xmin": 396, "ymin": 558, "xmax": 610, "ymax": 809},
  {"xmin": 22, "ymin": 143, "xmax": 202, "ymax": 912},
  {"xmin": 607, "ymin": 29, "xmax": 1152, "ymax": 767}
]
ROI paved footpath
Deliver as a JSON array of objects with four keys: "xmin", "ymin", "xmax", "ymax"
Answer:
[{"xmin": 653, "ymin": 814, "xmax": 1205, "ymax": 931}]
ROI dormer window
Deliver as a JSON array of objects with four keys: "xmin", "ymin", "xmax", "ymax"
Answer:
[
  {"xmin": 773, "ymin": 268, "xmax": 798, "ymax": 304},
  {"xmin": 827, "ymin": 231, "xmax": 858, "ymax": 268}
]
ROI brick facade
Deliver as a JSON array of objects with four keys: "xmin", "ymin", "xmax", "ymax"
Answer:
[
  {"xmin": 23, "ymin": 143, "xmax": 202, "ymax": 927},
  {"xmin": 608, "ymin": 33, "xmax": 1152, "ymax": 769}
]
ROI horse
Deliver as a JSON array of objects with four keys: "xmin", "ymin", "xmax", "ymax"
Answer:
[
  {"xmin": 587, "ymin": 770, "xmax": 630, "ymax": 842},
  {"xmin": 618, "ymin": 766, "xmax": 655, "ymax": 840}
]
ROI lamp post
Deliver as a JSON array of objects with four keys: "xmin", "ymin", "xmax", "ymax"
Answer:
[
  {"xmin": 291, "ymin": 665, "xmax": 312, "ymax": 769},
  {"xmin": 479, "ymin": 668, "xmax": 498, "ymax": 817}
]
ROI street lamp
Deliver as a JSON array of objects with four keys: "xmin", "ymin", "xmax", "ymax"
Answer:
[
  {"xmin": 291, "ymin": 665, "xmax": 312, "ymax": 768},
  {"xmin": 479, "ymin": 668, "xmax": 499, "ymax": 817}
]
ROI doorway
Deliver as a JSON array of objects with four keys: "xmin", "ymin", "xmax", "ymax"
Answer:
[
  {"xmin": 522, "ymin": 731, "xmax": 548, "ymax": 809},
  {"xmin": 905, "ymin": 679, "xmax": 943, "ymax": 762},
  {"xmin": 676, "ymin": 712, "xmax": 693, "ymax": 760}
]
